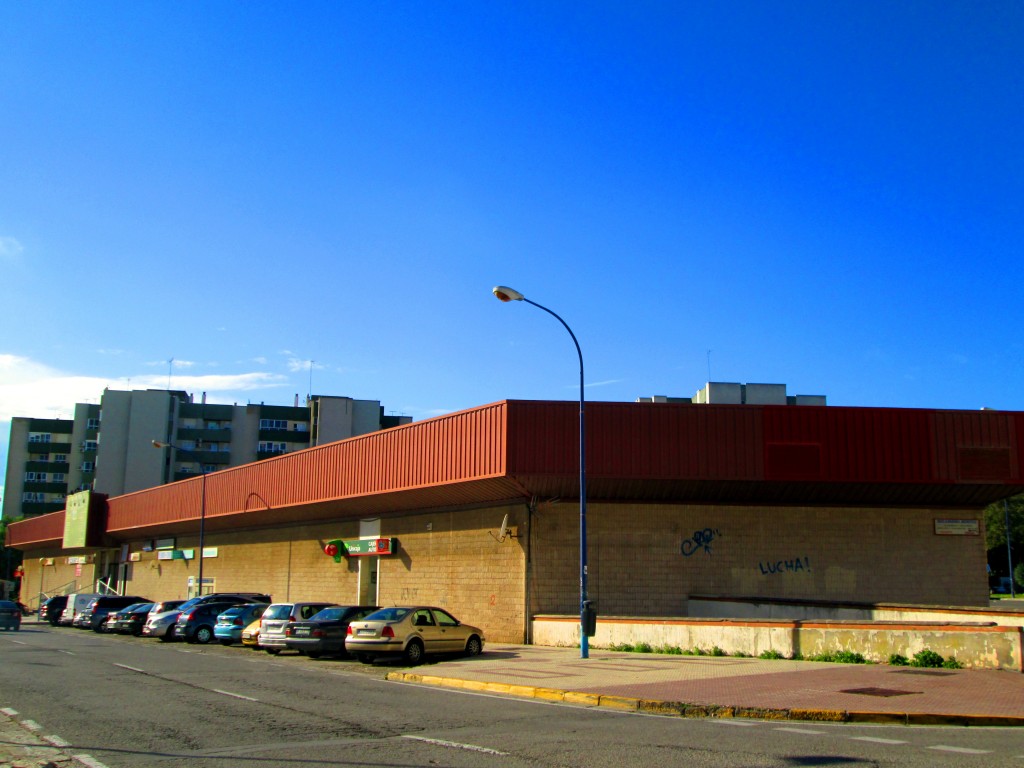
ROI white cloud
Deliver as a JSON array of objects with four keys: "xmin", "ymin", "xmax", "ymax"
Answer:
[
  {"xmin": 0, "ymin": 236, "xmax": 24, "ymax": 261},
  {"xmin": 286, "ymin": 357, "xmax": 323, "ymax": 372},
  {"xmin": 0, "ymin": 354, "xmax": 290, "ymax": 423}
]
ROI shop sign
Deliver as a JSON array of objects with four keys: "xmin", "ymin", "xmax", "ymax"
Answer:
[
  {"xmin": 323, "ymin": 538, "xmax": 397, "ymax": 562},
  {"xmin": 934, "ymin": 519, "xmax": 980, "ymax": 536},
  {"xmin": 67, "ymin": 556, "xmax": 88, "ymax": 565},
  {"xmin": 129, "ymin": 552, "xmax": 142, "ymax": 562}
]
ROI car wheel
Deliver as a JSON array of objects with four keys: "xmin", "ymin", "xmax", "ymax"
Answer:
[
  {"xmin": 404, "ymin": 639, "xmax": 425, "ymax": 665},
  {"xmin": 357, "ymin": 653, "xmax": 374, "ymax": 664},
  {"xmin": 219, "ymin": 639, "xmax": 233, "ymax": 646},
  {"xmin": 161, "ymin": 627, "xmax": 177, "ymax": 642},
  {"xmin": 195, "ymin": 626, "xmax": 213, "ymax": 644},
  {"xmin": 465, "ymin": 635, "xmax": 483, "ymax": 657},
  {"xmin": 307, "ymin": 651, "xmax": 322, "ymax": 659},
  {"xmin": 266, "ymin": 648, "xmax": 280, "ymax": 655}
]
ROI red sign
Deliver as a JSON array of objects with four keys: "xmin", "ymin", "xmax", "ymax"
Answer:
[{"xmin": 13, "ymin": 566, "xmax": 24, "ymax": 579}]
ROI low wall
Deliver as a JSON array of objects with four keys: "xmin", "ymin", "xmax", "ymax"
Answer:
[
  {"xmin": 688, "ymin": 596, "xmax": 1024, "ymax": 628},
  {"xmin": 531, "ymin": 615, "xmax": 1024, "ymax": 672}
]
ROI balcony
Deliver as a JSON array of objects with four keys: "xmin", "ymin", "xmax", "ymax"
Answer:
[
  {"xmin": 258, "ymin": 428, "xmax": 310, "ymax": 444},
  {"xmin": 176, "ymin": 427, "xmax": 232, "ymax": 443}
]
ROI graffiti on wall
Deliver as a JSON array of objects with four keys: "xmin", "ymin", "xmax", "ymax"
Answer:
[
  {"xmin": 758, "ymin": 556, "xmax": 811, "ymax": 575},
  {"xmin": 681, "ymin": 528, "xmax": 721, "ymax": 557}
]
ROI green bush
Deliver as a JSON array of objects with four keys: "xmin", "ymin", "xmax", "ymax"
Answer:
[
  {"xmin": 832, "ymin": 650, "xmax": 868, "ymax": 664},
  {"xmin": 710, "ymin": 646, "xmax": 727, "ymax": 657},
  {"xmin": 759, "ymin": 649, "xmax": 785, "ymax": 660},
  {"xmin": 635, "ymin": 642, "xmax": 653, "ymax": 654},
  {"xmin": 1015, "ymin": 562, "xmax": 1024, "ymax": 591},
  {"xmin": 911, "ymin": 649, "xmax": 945, "ymax": 668},
  {"xmin": 608, "ymin": 642, "xmax": 632, "ymax": 652},
  {"xmin": 942, "ymin": 657, "xmax": 962, "ymax": 669},
  {"xmin": 889, "ymin": 653, "xmax": 909, "ymax": 666}
]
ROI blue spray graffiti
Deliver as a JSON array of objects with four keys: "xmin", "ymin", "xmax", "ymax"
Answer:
[
  {"xmin": 681, "ymin": 528, "xmax": 721, "ymax": 557},
  {"xmin": 758, "ymin": 557, "xmax": 811, "ymax": 575}
]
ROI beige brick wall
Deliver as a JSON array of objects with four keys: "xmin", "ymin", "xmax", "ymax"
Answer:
[
  {"xmin": 115, "ymin": 506, "xmax": 528, "ymax": 643},
  {"xmin": 531, "ymin": 502, "xmax": 989, "ymax": 616}
]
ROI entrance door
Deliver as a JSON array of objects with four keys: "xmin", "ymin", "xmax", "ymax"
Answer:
[{"xmin": 358, "ymin": 556, "xmax": 378, "ymax": 605}]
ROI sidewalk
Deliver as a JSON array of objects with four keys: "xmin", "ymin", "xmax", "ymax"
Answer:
[
  {"xmin": 0, "ymin": 708, "xmax": 75, "ymax": 768},
  {"xmin": 387, "ymin": 644, "xmax": 1024, "ymax": 726}
]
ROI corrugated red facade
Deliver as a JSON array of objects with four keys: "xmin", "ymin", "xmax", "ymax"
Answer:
[{"xmin": 7, "ymin": 400, "xmax": 1024, "ymax": 550}]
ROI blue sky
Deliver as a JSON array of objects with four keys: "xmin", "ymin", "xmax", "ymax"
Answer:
[{"xmin": 1, "ymin": 2, "xmax": 1022, "ymax": 491}]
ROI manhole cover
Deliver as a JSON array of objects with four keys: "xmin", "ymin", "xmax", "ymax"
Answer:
[{"xmin": 840, "ymin": 687, "xmax": 920, "ymax": 697}]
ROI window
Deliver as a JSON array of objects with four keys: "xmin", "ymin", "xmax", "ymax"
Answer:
[
  {"xmin": 24, "ymin": 472, "xmax": 48, "ymax": 482},
  {"xmin": 29, "ymin": 433, "xmax": 52, "ymax": 443},
  {"xmin": 22, "ymin": 492, "xmax": 44, "ymax": 503},
  {"xmin": 81, "ymin": 461, "xmax": 95, "ymax": 472},
  {"xmin": 36, "ymin": 454, "xmax": 50, "ymax": 462},
  {"xmin": 86, "ymin": 418, "xmax": 100, "ymax": 429},
  {"xmin": 259, "ymin": 419, "xmax": 288, "ymax": 430},
  {"xmin": 82, "ymin": 440, "xmax": 98, "ymax": 452},
  {"xmin": 52, "ymin": 473, "xmax": 66, "ymax": 483},
  {"xmin": 54, "ymin": 454, "xmax": 67, "ymax": 462},
  {"xmin": 259, "ymin": 442, "xmax": 287, "ymax": 453}
]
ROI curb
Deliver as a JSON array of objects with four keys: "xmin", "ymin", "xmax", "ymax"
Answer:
[
  {"xmin": 0, "ymin": 710, "xmax": 77, "ymax": 768},
  {"xmin": 385, "ymin": 671, "xmax": 1024, "ymax": 728}
]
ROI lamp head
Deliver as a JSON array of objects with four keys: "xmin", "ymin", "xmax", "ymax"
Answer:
[
  {"xmin": 152, "ymin": 440, "xmax": 168, "ymax": 449},
  {"xmin": 492, "ymin": 285, "xmax": 525, "ymax": 302}
]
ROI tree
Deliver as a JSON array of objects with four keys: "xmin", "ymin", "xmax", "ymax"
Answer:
[{"xmin": 984, "ymin": 493, "xmax": 1024, "ymax": 551}]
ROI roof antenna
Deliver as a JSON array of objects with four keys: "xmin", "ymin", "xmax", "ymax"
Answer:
[{"xmin": 168, "ymin": 357, "xmax": 174, "ymax": 389}]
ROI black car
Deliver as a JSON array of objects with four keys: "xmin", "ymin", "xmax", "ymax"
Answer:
[
  {"xmin": 284, "ymin": 605, "xmax": 379, "ymax": 658},
  {"xmin": 78, "ymin": 595, "xmax": 150, "ymax": 632},
  {"xmin": 108, "ymin": 602, "xmax": 155, "ymax": 635},
  {"xmin": 39, "ymin": 595, "xmax": 69, "ymax": 626},
  {"xmin": 175, "ymin": 601, "xmax": 248, "ymax": 644}
]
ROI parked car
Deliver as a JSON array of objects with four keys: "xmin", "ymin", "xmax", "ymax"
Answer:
[
  {"xmin": 240, "ymin": 617, "xmax": 263, "ymax": 648},
  {"xmin": 107, "ymin": 603, "xmax": 155, "ymax": 635},
  {"xmin": 214, "ymin": 603, "xmax": 270, "ymax": 646},
  {"xmin": 76, "ymin": 595, "xmax": 150, "ymax": 632},
  {"xmin": 143, "ymin": 593, "xmax": 270, "ymax": 641},
  {"xmin": 284, "ymin": 605, "xmax": 379, "ymax": 658},
  {"xmin": 260, "ymin": 602, "xmax": 336, "ymax": 654},
  {"xmin": 345, "ymin": 606, "xmax": 484, "ymax": 665},
  {"xmin": 39, "ymin": 595, "xmax": 69, "ymax": 626},
  {"xmin": 58, "ymin": 593, "xmax": 102, "ymax": 626},
  {"xmin": 176, "ymin": 600, "xmax": 257, "ymax": 644},
  {"xmin": 0, "ymin": 600, "xmax": 22, "ymax": 631}
]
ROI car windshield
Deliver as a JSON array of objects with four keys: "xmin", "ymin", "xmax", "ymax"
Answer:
[
  {"xmin": 263, "ymin": 605, "xmax": 293, "ymax": 620},
  {"xmin": 309, "ymin": 607, "xmax": 344, "ymax": 621},
  {"xmin": 364, "ymin": 607, "xmax": 411, "ymax": 622}
]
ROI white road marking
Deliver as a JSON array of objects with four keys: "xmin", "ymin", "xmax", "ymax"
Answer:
[
  {"xmin": 73, "ymin": 754, "xmax": 112, "ymax": 768},
  {"xmin": 21, "ymin": 719, "xmax": 42, "ymax": 730},
  {"xmin": 59, "ymin": 650, "xmax": 74, "ymax": 655},
  {"xmin": 45, "ymin": 734, "xmax": 70, "ymax": 747},
  {"xmin": 775, "ymin": 727, "xmax": 826, "ymax": 735},
  {"xmin": 402, "ymin": 735, "xmax": 508, "ymax": 755},
  {"xmin": 0, "ymin": 708, "xmax": 17, "ymax": 716},
  {"xmin": 851, "ymin": 736, "xmax": 908, "ymax": 745},
  {"xmin": 9, "ymin": 640, "xmax": 27, "ymax": 645},
  {"xmin": 212, "ymin": 689, "xmax": 258, "ymax": 702},
  {"xmin": 113, "ymin": 663, "xmax": 146, "ymax": 673},
  {"xmin": 713, "ymin": 719, "xmax": 759, "ymax": 726},
  {"xmin": 928, "ymin": 745, "xmax": 992, "ymax": 754}
]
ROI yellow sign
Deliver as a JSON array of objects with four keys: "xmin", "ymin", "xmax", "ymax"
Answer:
[{"xmin": 63, "ymin": 491, "xmax": 91, "ymax": 548}]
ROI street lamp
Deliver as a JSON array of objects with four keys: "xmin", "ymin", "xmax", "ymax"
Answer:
[
  {"xmin": 492, "ymin": 285, "xmax": 591, "ymax": 658},
  {"xmin": 152, "ymin": 440, "xmax": 208, "ymax": 597}
]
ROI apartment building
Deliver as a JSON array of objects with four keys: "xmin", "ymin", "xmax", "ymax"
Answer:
[{"xmin": 2, "ymin": 389, "xmax": 410, "ymax": 520}]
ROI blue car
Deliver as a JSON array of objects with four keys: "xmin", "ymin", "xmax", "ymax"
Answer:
[{"xmin": 214, "ymin": 603, "xmax": 269, "ymax": 646}]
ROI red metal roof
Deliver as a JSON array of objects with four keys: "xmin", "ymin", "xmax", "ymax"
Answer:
[{"xmin": 7, "ymin": 400, "xmax": 1024, "ymax": 550}]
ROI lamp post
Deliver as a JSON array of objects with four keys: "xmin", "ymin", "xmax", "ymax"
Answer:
[
  {"xmin": 152, "ymin": 440, "xmax": 208, "ymax": 597},
  {"xmin": 492, "ymin": 285, "xmax": 590, "ymax": 659}
]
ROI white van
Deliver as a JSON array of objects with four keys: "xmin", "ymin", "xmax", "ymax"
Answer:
[{"xmin": 58, "ymin": 593, "xmax": 101, "ymax": 626}]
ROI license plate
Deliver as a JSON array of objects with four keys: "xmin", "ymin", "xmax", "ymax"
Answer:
[
  {"xmin": 357, "ymin": 628, "xmax": 375, "ymax": 636},
  {"xmin": 294, "ymin": 628, "xmax": 310, "ymax": 636}
]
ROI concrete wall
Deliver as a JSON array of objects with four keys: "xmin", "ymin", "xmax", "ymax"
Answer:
[{"xmin": 532, "ymin": 616, "xmax": 1024, "ymax": 671}]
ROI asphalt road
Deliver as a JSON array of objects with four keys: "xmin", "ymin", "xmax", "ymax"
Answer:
[{"xmin": 2, "ymin": 624, "xmax": 1022, "ymax": 767}]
